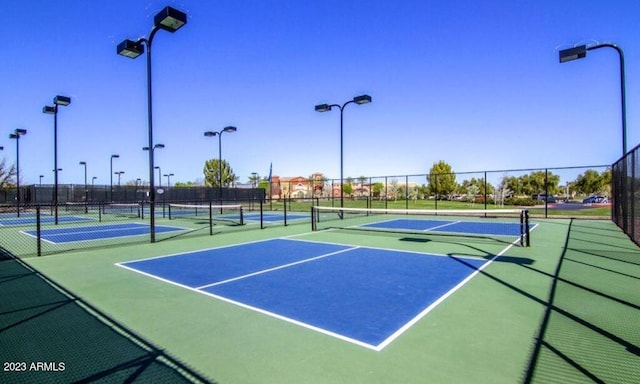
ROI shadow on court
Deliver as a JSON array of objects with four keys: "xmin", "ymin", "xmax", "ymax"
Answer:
[
  {"xmin": 522, "ymin": 219, "xmax": 640, "ymax": 383},
  {"xmin": 0, "ymin": 248, "xmax": 214, "ymax": 384},
  {"xmin": 445, "ymin": 219, "xmax": 640, "ymax": 382}
]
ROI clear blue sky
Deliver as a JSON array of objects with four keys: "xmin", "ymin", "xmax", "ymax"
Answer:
[{"xmin": 1, "ymin": 0, "xmax": 638, "ymax": 187}]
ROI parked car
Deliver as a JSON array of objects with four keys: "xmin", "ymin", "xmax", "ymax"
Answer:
[
  {"xmin": 532, "ymin": 194, "xmax": 557, "ymax": 203},
  {"xmin": 583, "ymin": 195, "xmax": 608, "ymax": 204}
]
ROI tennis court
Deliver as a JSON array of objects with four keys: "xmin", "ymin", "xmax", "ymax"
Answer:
[
  {"xmin": 8, "ymin": 211, "xmax": 639, "ymax": 384},
  {"xmin": 23, "ymin": 222, "xmax": 187, "ymax": 244},
  {"xmin": 0, "ymin": 214, "xmax": 94, "ymax": 226},
  {"xmin": 361, "ymin": 217, "xmax": 533, "ymax": 236},
  {"xmin": 118, "ymin": 238, "xmax": 496, "ymax": 350}
]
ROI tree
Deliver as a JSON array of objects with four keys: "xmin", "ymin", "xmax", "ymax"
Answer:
[
  {"xmin": 574, "ymin": 169, "xmax": 610, "ymax": 195},
  {"xmin": 0, "ymin": 158, "xmax": 16, "ymax": 189},
  {"xmin": 344, "ymin": 177, "xmax": 354, "ymax": 197},
  {"xmin": 521, "ymin": 171, "xmax": 560, "ymax": 195},
  {"xmin": 174, "ymin": 181, "xmax": 196, "ymax": 187},
  {"xmin": 503, "ymin": 176, "xmax": 522, "ymax": 196},
  {"xmin": 495, "ymin": 176, "xmax": 512, "ymax": 206},
  {"xmin": 427, "ymin": 161, "xmax": 456, "ymax": 197},
  {"xmin": 372, "ymin": 182, "xmax": 384, "ymax": 198},
  {"xmin": 388, "ymin": 179, "xmax": 399, "ymax": 201},
  {"xmin": 203, "ymin": 159, "xmax": 237, "ymax": 187},
  {"xmin": 248, "ymin": 173, "xmax": 260, "ymax": 187}
]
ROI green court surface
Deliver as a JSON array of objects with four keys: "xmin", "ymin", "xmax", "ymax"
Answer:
[{"xmin": 5, "ymin": 217, "xmax": 640, "ymax": 383}]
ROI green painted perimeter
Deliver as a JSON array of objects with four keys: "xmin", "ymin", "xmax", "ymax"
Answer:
[{"xmin": 19, "ymin": 217, "xmax": 640, "ymax": 383}]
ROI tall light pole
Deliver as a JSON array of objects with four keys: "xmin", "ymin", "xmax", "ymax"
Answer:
[
  {"xmin": 110, "ymin": 154, "xmax": 119, "ymax": 201},
  {"xmin": 315, "ymin": 94, "xmax": 372, "ymax": 208},
  {"xmin": 79, "ymin": 161, "xmax": 87, "ymax": 202},
  {"xmin": 43, "ymin": 95, "xmax": 71, "ymax": 224},
  {"xmin": 154, "ymin": 166, "xmax": 162, "ymax": 188},
  {"xmin": 559, "ymin": 43, "xmax": 627, "ymax": 156},
  {"xmin": 9, "ymin": 129, "xmax": 27, "ymax": 217},
  {"xmin": 164, "ymin": 173, "xmax": 174, "ymax": 187},
  {"xmin": 39, "ymin": 175, "xmax": 44, "ymax": 186},
  {"xmin": 143, "ymin": 144, "xmax": 164, "ymax": 186},
  {"xmin": 115, "ymin": 171, "xmax": 125, "ymax": 186},
  {"xmin": 118, "ymin": 6, "xmax": 187, "ymax": 243},
  {"xmin": 204, "ymin": 126, "xmax": 237, "ymax": 206}
]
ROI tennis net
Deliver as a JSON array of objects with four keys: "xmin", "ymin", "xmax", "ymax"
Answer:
[
  {"xmin": 102, "ymin": 203, "xmax": 142, "ymax": 218},
  {"xmin": 311, "ymin": 206, "xmax": 531, "ymax": 246},
  {"xmin": 168, "ymin": 203, "xmax": 244, "ymax": 226}
]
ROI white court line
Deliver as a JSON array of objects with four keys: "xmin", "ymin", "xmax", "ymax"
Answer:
[
  {"xmin": 195, "ymin": 246, "xmax": 359, "ymax": 290},
  {"xmin": 423, "ymin": 220, "xmax": 461, "ymax": 231},
  {"xmin": 374, "ymin": 236, "xmax": 521, "ymax": 351},
  {"xmin": 117, "ymin": 236, "xmax": 524, "ymax": 351}
]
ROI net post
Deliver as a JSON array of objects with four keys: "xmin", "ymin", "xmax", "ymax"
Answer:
[
  {"xmin": 209, "ymin": 201, "xmax": 213, "ymax": 236},
  {"xmin": 525, "ymin": 209, "xmax": 530, "ymax": 247},
  {"xmin": 260, "ymin": 199, "xmax": 264, "ymax": 229},
  {"xmin": 99, "ymin": 202, "xmax": 102, "ymax": 222},
  {"xmin": 36, "ymin": 206, "xmax": 42, "ymax": 256},
  {"xmin": 239, "ymin": 205, "xmax": 244, "ymax": 225},
  {"xmin": 284, "ymin": 197, "xmax": 288, "ymax": 227},
  {"xmin": 311, "ymin": 206, "xmax": 316, "ymax": 231},
  {"xmin": 519, "ymin": 210, "xmax": 524, "ymax": 247},
  {"xmin": 140, "ymin": 202, "xmax": 144, "ymax": 220},
  {"xmin": 168, "ymin": 204, "xmax": 173, "ymax": 220}
]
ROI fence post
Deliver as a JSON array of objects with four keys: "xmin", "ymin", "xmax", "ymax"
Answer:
[
  {"xmin": 209, "ymin": 200, "xmax": 213, "ymax": 236},
  {"xmin": 36, "ymin": 206, "xmax": 42, "ymax": 256}
]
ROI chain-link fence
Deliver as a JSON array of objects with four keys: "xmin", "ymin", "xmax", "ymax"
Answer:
[{"xmin": 612, "ymin": 145, "xmax": 640, "ymax": 245}]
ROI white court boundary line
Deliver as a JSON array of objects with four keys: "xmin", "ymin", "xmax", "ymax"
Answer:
[
  {"xmin": 195, "ymin": 246, "xmax": 359, "ymax": 289},
  {"xmin": 117, "ymin": 237, "xmax": 518, "ymax": 352},
  {"xmin": 29, "ymin": 223, "xmax": 189, "ymax": 245},
  {"xmin": 375, "ymin": 237, "xmax": 520, "ymax": 350}
]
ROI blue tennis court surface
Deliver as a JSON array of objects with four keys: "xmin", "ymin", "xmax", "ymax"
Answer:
[
  {"xmin": 24, "ymin": 223, "xmax": 187, "ymax": 244},
  {"xmin": 0, "ymin": 215, "xmax": 94, "ymax": 226},
  {"xmin": 361, "ymin": 218, "xmax": 529, "ymax": 237},
  {"xmin": 119, "ymin": 238, "xmax": 488, "ymax": 350}
]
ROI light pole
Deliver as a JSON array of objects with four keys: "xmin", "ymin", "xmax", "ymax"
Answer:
[
  {"xmin": 39, "ymin": 175, "xmax": 44, "ymax": 186},
  {"xmin": 559, "ymin": 43, "xmax": 627, "ymax": 156},
  {"xmin": 79, "ymin": 161, "xmax": 87, "ymax": 202},
  {"xmin": 9, "ymin": 129, "xmax": 27, "ymax": 217},
  {"xmin": 118, "ymin": 6, "xmax": 187, "ymax": 243},
  {"xmin": 251, "ymin": 172, "xmax": 258, "ymax": 187},
  {"xmin": 154, "ymin": 166, "xmax": 162, "ymax": 188},
  {"xmin": 164, "ymin": 173, "xmax": 174, "ymax": 187},
  {"xmin": 315, "ymin": 94, "xmax": 372, "ymax": 208},
  {"xmin": 204, "ymin": 126, "xmax": 237, "ymax": 206},
  {"xmin": 110, "ymin": 154, "xmax": 119, "ymax": 201},
  {"xmin": 43, "ymin": 95, "xmax": 71, "ymax": 224},
  {"xmin": 91, "ymin": 176, "xmax": 97, "ymax": 201},
  {"xmin": 144, "ymin": 143, "xmax": 165, "ymax": 192},
  {"xmin": 115, "ymin": 171, "xmax": 125, "ymax": 186}
]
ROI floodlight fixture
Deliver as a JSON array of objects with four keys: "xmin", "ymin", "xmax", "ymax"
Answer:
[
  {"xmin": 314, "ymin": 104, "xmax": 331, "ymax": 112},
  {"xmin": 559, "ymin": 45, "xmax": 587, "ymax": 63},
  {"xmin": 154, "ymin": 6, "xmax": 188, "ymax": 32},
  {"xmin": 117, "ymin": 39, "xmax": 144, "ymax": 59},
  {"xmin": 53, "ymin": 95, "xmax": 71, "ymax": 106},
  {"xmin": 353, "ymin": 94, "xmax": 372, "ymax": 105}
]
